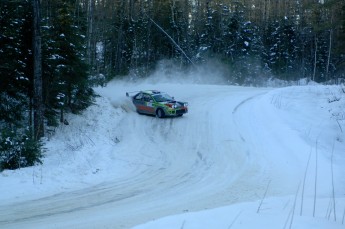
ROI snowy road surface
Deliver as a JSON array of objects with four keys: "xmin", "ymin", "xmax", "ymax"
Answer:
[{"xmin": 0, "ymin": 82, "xmax": 344, "ymax": 229}]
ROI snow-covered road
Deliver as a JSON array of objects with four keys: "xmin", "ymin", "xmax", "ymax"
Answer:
[{"xmin": 1, "ymin": 82, "xmax": 344, "ymax": 229}]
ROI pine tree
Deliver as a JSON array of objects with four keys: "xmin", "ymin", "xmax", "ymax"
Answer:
[
  {"xmin": 263, "ymin": 17, "xmax": 299, "ymax": 81},
  {"xmin": 42, "ymin": 0, "xmax": 95, "ymax": 125},
  {"xmin": 0, "ymin": 1, "xmax": 31, "ymax": 125},
  {"xmin": 0, "ymin": 0, "xmax": 43, "ymax": 171}
]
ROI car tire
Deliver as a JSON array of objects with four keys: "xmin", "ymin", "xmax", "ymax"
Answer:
[{"xmin": 156, "ymin": 108, "xmax": 165, "ymax": 118}]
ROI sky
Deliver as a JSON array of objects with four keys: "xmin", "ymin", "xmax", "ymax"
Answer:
[{"xmin": 0, "ymin": 77, "xmax": 344, "ymax": 229}]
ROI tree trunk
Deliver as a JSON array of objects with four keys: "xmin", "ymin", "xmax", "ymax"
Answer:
[
  {"xmin": 33, "ymin": 0, "xmax": 44, "ymax": 140},
  {"xmin": 326, "ymin": 29, "xmax": 332, "ymax": 81},
  {"xmin": 87, "ymin": 0, "xmax": 95, "ymax": 68},
  {"xmin": 313, "ymin": 35, "xmax": 317, "ymax": 82}
]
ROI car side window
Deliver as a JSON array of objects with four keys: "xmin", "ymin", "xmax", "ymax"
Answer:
[
  {"xmin": 134, "ymin": 93, "xmax": 143, "ymax": 100},
  {"xmin": 143, "ymin": 94, "xmax": 152, "ymax": 102}
]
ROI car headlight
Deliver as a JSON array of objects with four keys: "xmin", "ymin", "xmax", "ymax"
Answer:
[
  {"xmin": 172, "ymin": 104, "xmax": 177, "ymax": 109},
  {"xmin": 184, "ymin": 103, "xmax": 188, "ymax": 107}
]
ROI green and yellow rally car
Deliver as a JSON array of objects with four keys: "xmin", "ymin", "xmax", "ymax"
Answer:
[{"xmin": 126, "ymin": 90, "xmax": 188, "ymax": 118}]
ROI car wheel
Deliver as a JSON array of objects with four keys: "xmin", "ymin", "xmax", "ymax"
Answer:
[{"xmin": 156, "ymin": 108, "xmax": 165, "ymax": 118}]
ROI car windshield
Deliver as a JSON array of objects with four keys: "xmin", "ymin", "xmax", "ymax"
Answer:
[{"xmin": 153, "ymin": 93, "xmax": 173, "ymax": 102}]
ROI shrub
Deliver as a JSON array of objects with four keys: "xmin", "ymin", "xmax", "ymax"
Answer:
[{"xmin": 0, "ymin": 127, "xmax": 43, "ymax": 171}]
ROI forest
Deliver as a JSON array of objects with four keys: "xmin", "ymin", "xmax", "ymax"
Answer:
[{"xmin": 0, "ymin": 0, "xmax": 345, "ymax": 170}]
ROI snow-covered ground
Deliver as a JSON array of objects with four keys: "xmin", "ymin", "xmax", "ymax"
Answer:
[{"xmin": 0, "ymin": 79, "xmax": 344, "ymax": 229}]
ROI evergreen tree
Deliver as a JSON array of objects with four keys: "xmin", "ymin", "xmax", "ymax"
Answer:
[
  {"xmin": 0, "ymin": 0, "xmax": 43, "ymax": 171},
  {"xmin": 130, "ymin": 7, "xmax": 155, "ymax": 77},
  {"xmin": 0, "ymin": 0, "xmax": 31, "ymax": 125},
  {"xmin": 42, "ymin": 0, "xmax": 95, "ymax": 125},
  {"xmin": 0, "ymin": 128, "xmax": 42, "ymax": 171},
  {"xmin": 264, "ymin": 18, "xmax": 299, "ymax": 81}
]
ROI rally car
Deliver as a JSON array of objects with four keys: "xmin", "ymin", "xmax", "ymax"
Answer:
[{"xmin": 126, "ymin": 90, "xmax": 188, "ymax": 118}]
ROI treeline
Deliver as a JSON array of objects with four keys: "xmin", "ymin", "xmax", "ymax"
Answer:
[
  {"xmin": 0, "ymin": 0, "xmax": 344, "ymax": 170},
  {"xmin": 85, "ymin": 0, "xmax": 345, "ymax": 84}
]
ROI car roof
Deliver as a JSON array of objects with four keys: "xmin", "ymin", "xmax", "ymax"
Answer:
[{"xmin": 142, "ymin": 90, "xmax": 161, "ymax": 95}]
